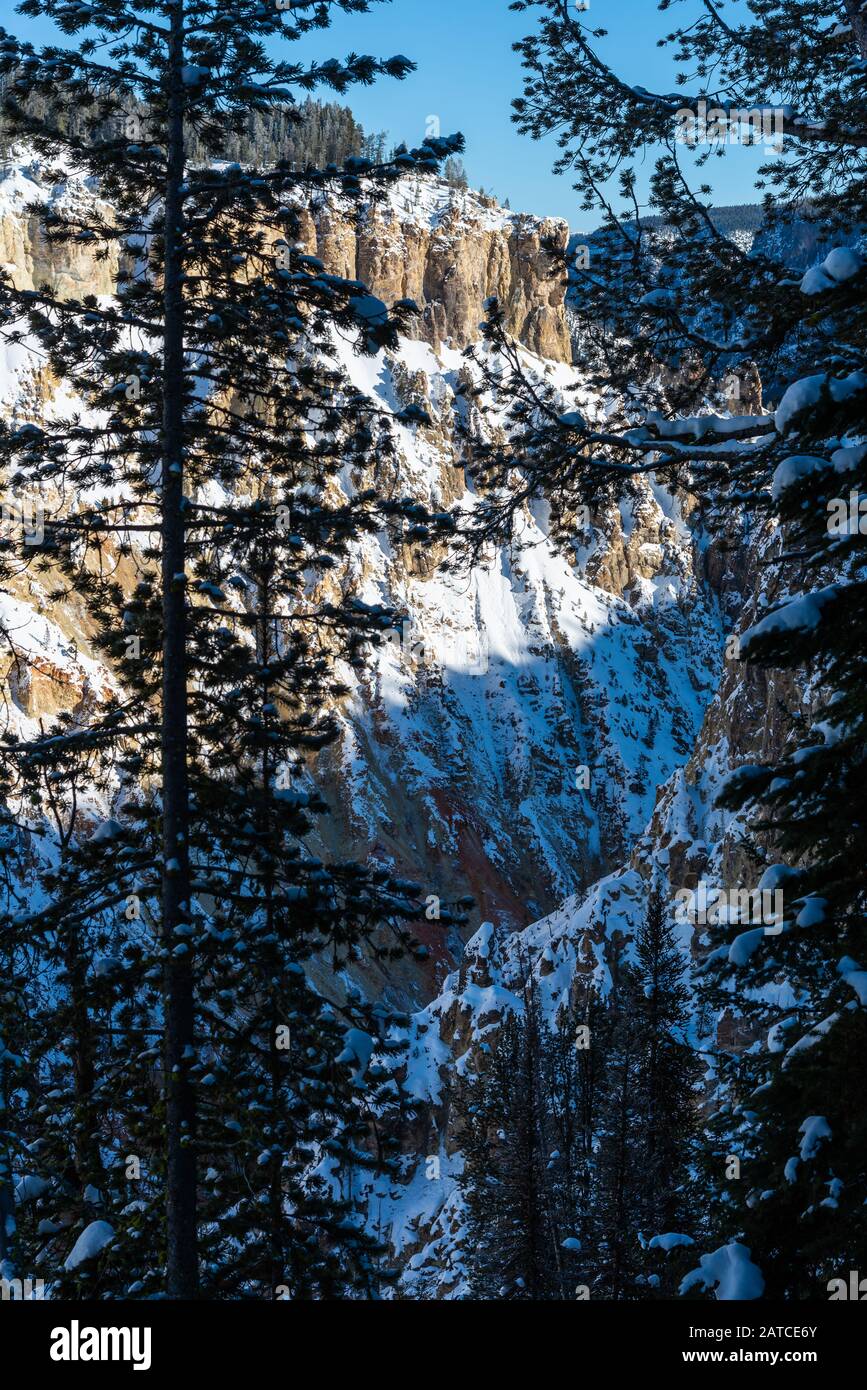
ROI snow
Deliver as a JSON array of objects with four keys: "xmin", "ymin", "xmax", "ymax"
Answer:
[
  {"xmin": 348, "ymin": 290, "xmax": 389, "ymax": 353},
  {"xmin": 641, "ymin": 411, "xmax": 769, "ymax": 441},
  {"xmin": 64, "ymin": 1220, "xmax": 115, "ymax": 1271},
  {"xmin": 90, "ymin": 818, "xmax": 124, "ymax": 843},
  {"xmin": 639, "ymin": 288, "xmax": 676, "ymax": 310},
  {"xmin": 403, "ymin": 866, "xmax": 659, "ymax": 1116},
  {"xmin": 758, "ymin": 863, "xmax": 798, "ymax": 892},
  {"xmin": 770, "ymin": 454, "xmax": 829, "ymax": 501},
  {"xmin": 799, "ymin": 246, "xmax": 865, "ymax": 296},
  {"xmin": 775, "ymin": 370, "xmax": 867, "ymax": 434},
  {"xmin": 799, "ymin": 1115, "xmax": 832, "ymax": 1160},
  {"xmin": 680, "ymin": 1242, "xmax": 764, "ymax": 1300},
  {"xmin": 93, "ymin": 956, "xmax": 122, "ymax": 977},
  {"xmin": 822, "ymin": 1177, "xmax": 843, "ymax": 1209},
  {"xmin": 0, "ymin": 590, "xmax": 112, "ymax": 746},
  {"xmin": 741, "ymin": 586, "xmax": 839, "ymax": 652},
  {"xmin": 767, "ymin": 1016, "xmax": 796, "ymax": 1053},
  {"xmin": 792, "ymin": 896, "xmax": 826, "ymax": 929},
  {"xmin": 649, "ymin": 1232, "xmax": 694, "ymax": 1252},
  {"xmin": 336, "ymin": 1028, "xmax": 375, "ymax": 1083},
  {"xmin": 379, "ymin": 172, "xmax": 541, "ymax": 233},
  {"xmin": 14, "ymin": 1174, "xmax": 49, "ymax": 1204},
  {"xmin": 783, "ymin": 1011, "xmax": 840, "ymax": 1068},
  {"xmin": 558, "ymin": 410, "xmax": 587, "ymax": 429},
  {"xmin": 837, "ymin": 957, "xmax": 867, "ymax": 1006},
  {"xmin": 832, "ymin": 441, "xmax": 867, "ymax": 475},
  {"xmin": 728, "ymin": 927, "xmax": 766, "ymax": 966}
]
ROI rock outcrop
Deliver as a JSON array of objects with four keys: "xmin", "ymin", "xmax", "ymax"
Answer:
[
  {"xmin": 297, "ymin": 176, "xmax": 572, "ymax": 361},
  {"xmin": 0, "ymin": 152, "xmax": 723, "ymax": 999},
  {"xmin": 0, "ymin": 157, "xmax": 118, "ymax": 297}
]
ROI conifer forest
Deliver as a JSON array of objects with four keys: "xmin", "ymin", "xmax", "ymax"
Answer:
[{"xmin": 0, "ymin": 0, "xmax": 865, "ymax": 1367}]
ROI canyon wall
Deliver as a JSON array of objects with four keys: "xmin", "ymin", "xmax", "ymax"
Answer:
[
  {"xmin": 0, "ymin": 154, "xmax": 725, "ymax": 1003},
  {"xmin": 298, "ymin": 175, "xmax": 572, "ymax": 362}
]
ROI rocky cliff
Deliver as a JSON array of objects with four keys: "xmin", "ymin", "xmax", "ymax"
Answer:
[
  {"xmin": 297, "ymin": 175, "xmax": 572, "ymax": 362},
  {"xmin": 1, "ymin": 153, "xmax": 726, "ymax": 1008},
  {"xmin": 2, "ymin": 149, "xmax": 793, "ymax": 1293},
  {"xmin": 0, "ymin": 155, "xmax": 118, "ymax": 297}
]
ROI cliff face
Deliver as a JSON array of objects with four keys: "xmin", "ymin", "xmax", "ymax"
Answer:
[
  {"xmin": 299, "ymin": 324, "xmax": 723, "ymax": 998},
  {"xmin": 0, "ymin": 160, "xmax": 569, "ymax": 358},
  {"xmin": 297, "ymin": 176, "xmax": 572, "ymax": 362},
  {"xmin": 1, "ymin": 150, "xmax": 787, "ymax": 1293},
  {"xmin": 2, "ymin": 155, "xmax": 724, "ymax": 1001},
  {"xmin": 0, "ymin": 157, "xmax": 118, "ymax": 297}
]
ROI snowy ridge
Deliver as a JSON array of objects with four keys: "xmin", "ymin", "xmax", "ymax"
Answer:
[
  {"xmin": 312, "ymin": 327, "xmax": 724, "ymax": 957},
  {"xmin": 0, "ymin": 151, "xmax": 746, "ymax": 1297},
  {"xmin": 0, "ymin": 147, "xmax": 727, "ymax": 976}
]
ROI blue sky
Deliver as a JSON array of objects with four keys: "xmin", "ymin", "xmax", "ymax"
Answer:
[{"xmin": 11, "ymin": 0, "xmax": 770, "ymax": 229}]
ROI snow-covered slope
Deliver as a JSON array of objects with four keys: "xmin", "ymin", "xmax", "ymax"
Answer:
[
  {"xmin": 1, "ymin": 154, "xmax": 727, "ymax": 999},
  {"xmin": 1, "ymin": 151, "xmax": 774, "ymax": 1294},
  {"xmin": 379, "ymin": 499, "xmax": 804, "ymax": 1295},
  {"xmin": 309, "ymin": 327, "xmax": 724, "ymax": 978}
]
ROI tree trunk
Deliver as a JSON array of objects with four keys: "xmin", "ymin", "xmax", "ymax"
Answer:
[
  {"xmin": 259, "ymin": 542, "xmax": 285, "ymax": 1298},
  {"xmin": 65, "ymin": 939, "xmax": 103, "ymax": 1195},
  {"xmin": 844, "ymin": 0, "xmax": 867, "ymax": 60},
  {"xmin": 0, "ymin": 1059, "xmax": 16, "ymax": 1282},
  {"xmin": 161, "ymin": 0, "xmax": 197, "ymax": 1299}
]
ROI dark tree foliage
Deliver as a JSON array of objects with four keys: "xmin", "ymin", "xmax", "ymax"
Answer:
[
  {"xmin": 452, "ymin": 0, "xmax": 866, "ymax": 1298},
  {"xmin": 0, "ymin": 80, "xmax": 386, "ymax": 171},
  {"xmin": 591, "ymin": 954, "xmax": 644, "ymax": 1300},
  {"xmin": 633, "ymin": 884, "xmax": 700, "ymax": 1245},
  {"xmin": 590, "ymin": 894, "xmax": 699, "ymax": 1301},
  {"xmin": 457, "ymin": 891, "xmax": 698, "ymax": 1301},
  {"xmin": 0, "ymin": 0, "xmax": 465, "ymax": 1299},
  {"xmin": 632, "ymin": 205, "xmax": 766, "ymax": 237},
  {"xmin": 456, "ymin": 981, "xmax": 580, "ymax": 1300}
]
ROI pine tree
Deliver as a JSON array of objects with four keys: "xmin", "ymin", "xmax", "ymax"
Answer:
[
  {"xmin": 538, "ymin": 993, "xmax": 598, "ymax": 1297},
  {"xmin": 456, "ymin": 972, "xmax": 596, "ymax": 1301},
  {"xmin": 577, "ymin": 895, "xmax": 700, "ymax": 1300},
  {"xmin": 443, "ymin": 154, "xmax": 467, "ymax": 189},
  {"xmin": 592, "ymin": 948, "xmax": 643, "ymax": 1299},
  {"xmin": 0, "ymin": 77, "xmax": 382, "ymax": 171},
  {"xmin": 634, "ymin": 884, "xmax": 699, "ymax": 1247},
  {"xmin": 450, "ymin": 0, "xmax": 866, "ymax": 1298},
  {"xmin": 456, "ymin": 981, "xmax": 556, "ymax": 1299},
  {"xmin": 630, "ymin": 884, "xmax": 702, "ymax": 1297},
  {"xmin": 0, "ymin": 0, "xmax": 464, "ymax": 1299},
  {"xmin": 455, "ymin": 1013, "xmax": 532, "ymax": 1299},
  {"xmin": 0, "ymin": 893, "xmax": 26, "ymax": 1288}
]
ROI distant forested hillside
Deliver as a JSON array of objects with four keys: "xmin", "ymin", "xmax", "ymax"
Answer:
[
  {"xmin": 611, "ymin": 203, "xmax": 861, "ymax": 271},
  {"xmin": 626, "ymin": 203, "xmax": 765, "ymax": 236},
  {"xmin": 190, "ymin": 98, "xmax": 389, "ymax": 169},
  {"xmin": 0, "ymin": 81, "xmax": 386, "ymax": 168}
]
